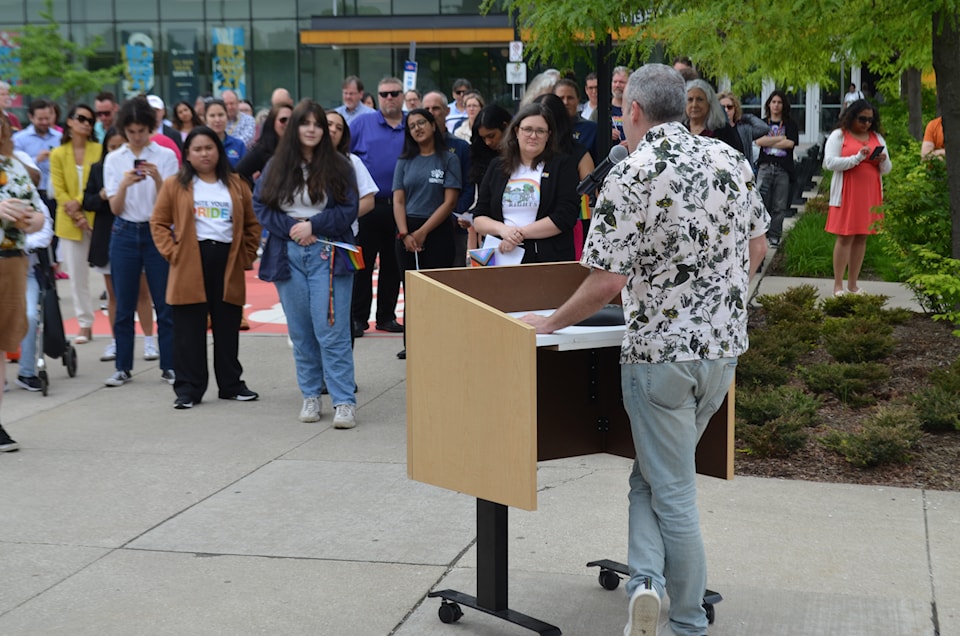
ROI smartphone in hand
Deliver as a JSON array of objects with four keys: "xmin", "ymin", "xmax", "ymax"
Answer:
[
  {"xmin": 134, "ymin": 158, "xmax": 146, "ymax": 176},
  {"xmin": 869, "ymin": 145, "xmax": 885, "ymax": 161}
]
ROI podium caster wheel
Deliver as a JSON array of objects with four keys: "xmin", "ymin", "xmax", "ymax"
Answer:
[
  {"xmin": 438, "ymin": 600, "xmax": 463, "ymax": 624},
  {"xmin": 599, "ymin": 569, "xmax": 621, "ymax": 590},
  {"xmin": 704, "ymin": 602, "xmax": 715, "ymax": 624},
  {"xmin": 39, "ymin": 370, "xmax": 49, "ymax": 396}
]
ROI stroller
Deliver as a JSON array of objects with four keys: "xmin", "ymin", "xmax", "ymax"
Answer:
[{"xmin": 32, "ymin": 247, "xmax": 77, "ymax": 395}]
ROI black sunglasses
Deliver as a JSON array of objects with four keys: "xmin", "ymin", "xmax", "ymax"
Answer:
[
  {"xmin": 74, "ymin": 114, "xmax": 95, "ymax": 125},
  {"xmin": 277, "ymin": 116, "xmax": 289, "ymax": 124},
  {"xmin": 379, "ymin": 90, "xmax": 401, "ymax": 98},
  {"xmin": 857, "ymin": 116, "xmax": 874, "ymax": 124}
]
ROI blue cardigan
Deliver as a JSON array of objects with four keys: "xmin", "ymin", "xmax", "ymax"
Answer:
[{"xmin": 252, "ymin": 159, "xmax": 359, "ymax": 282}]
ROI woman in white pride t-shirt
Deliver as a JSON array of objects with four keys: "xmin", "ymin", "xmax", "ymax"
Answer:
[{"xmin": 150, "ymin": 126, "xmax": 262, "ymax": 410}]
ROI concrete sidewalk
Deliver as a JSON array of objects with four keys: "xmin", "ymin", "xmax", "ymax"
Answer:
[{"xmin": 1, "ymin": 273, "xmax": 956, "ymax": 635}]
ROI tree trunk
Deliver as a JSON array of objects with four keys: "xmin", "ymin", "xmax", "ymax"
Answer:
[
  {"xmin": 932, "ymin": 9, "xmax": 960, "ymax": 259},
  {"xmin": 902, "ymin": 68, "xmax": 924, "ymax": 140}
]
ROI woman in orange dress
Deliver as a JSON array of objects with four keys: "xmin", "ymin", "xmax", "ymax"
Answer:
[{"xmin": 823, "ymin": 99, "xmax": 892, "ymax": 296}]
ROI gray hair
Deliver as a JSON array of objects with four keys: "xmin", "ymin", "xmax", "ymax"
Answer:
[
  {"xmin": 685, "ymin": 78, "xmax": 728, "ymax": 131},
  {"xmin": 623, "ymin": 64, "xmax": 685, "ymax": 125},
  {"xmin": 612, "ymin": 66, "xmax": 632, "ymax": 79},
  {"xmin": 424, "ymin": 89, "xmax": 448, "ymax": 104}
]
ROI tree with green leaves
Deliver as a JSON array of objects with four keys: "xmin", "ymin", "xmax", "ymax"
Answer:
[
  {"xmin": 12, "ymin": 0, "xmax": 123, "ymax": 105},
  {"xmin": 487, "ymin": 0, "xmax": 960, "ymax": 257}
]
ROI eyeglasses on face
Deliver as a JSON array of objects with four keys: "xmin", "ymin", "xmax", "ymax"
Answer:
[
  {"xmin": 454, "ymin": 90, "xmax": 467, "ymax": 95},
  {"xmin": 722, "ymin": 104, "xmax": 735, "ymax": 111},
  {"xmin": 277, "ymin": 116, "xmax": 289, "ymax": 124},
  {"xmin": 379, "ymin": 90, "xmax": 401, "ymax": 98},
  {"xmin": 96, "ymin": 111, "xmax": 112, "ymax": 117},
  {"xmin": 857, "ymin": 116, "xmax": 874, "ymax": 124},
  {"xmin": 518, "ymin": 126, "xmax": 549, "ymax": 138},
  {"xmin": 408, "ymin": 119, "xmax": 430, "ymax": 131},
  {"xmin": 73, "ymin": 114, "xmax": 95, "ymax": 125}
]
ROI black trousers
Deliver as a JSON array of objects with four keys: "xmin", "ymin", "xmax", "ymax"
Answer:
[
  {"xmin": 172, "ymin": 241, "xmax": 246, "ymax": 402},
  {"xmin": 352, "ymin": 199, "xmax": 401, "ymax": 326}
]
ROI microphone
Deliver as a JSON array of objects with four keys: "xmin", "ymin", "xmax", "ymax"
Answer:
[{"xmin": 577, "ymin": 144, "xmax": 630, "ymax": 195}]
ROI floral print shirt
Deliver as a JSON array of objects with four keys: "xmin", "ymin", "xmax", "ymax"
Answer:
[
  {"xmin": 582, "ymin": 122, "xmax": 769, "ymax": 363},
  {"xmin": 0, "ymin": 155, "xmax": 47, "ymax": 251}
]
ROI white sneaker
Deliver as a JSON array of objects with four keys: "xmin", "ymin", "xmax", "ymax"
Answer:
[
  {"xmin": 333, "ymin": 403, "xmax": 356, "ymax": 429},
  {"xmin": 104, "ymin": 370, "xmax": 132, "ymax": 387},
  {"xmin": 299, "ymin": 397, "xmax": 322, "ymax": 423},
  {"xmin": 100, "ymin": 341, "xmax": 116, "ymax": 362},
  {"xmin": 143, "ymin": 339, "xmax": 159, "ymax": 361},
  {"xmin": 624, "ymin": 581, "xmax": 661, "ymax": 636}
]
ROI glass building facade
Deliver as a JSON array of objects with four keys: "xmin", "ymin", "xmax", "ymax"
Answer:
[{"xmin": 0, "ymin": 0, "xmax": 515, "ymax": 115}]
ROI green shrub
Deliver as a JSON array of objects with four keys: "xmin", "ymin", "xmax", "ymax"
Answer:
[
  {"xmin": 736, "ymin": 349, "xmax": 792, "ymax": 387},
  {"xmin": 738, "ymin": 415, "xmax": 810, "ymax": 458},
  {"xmin": 821, "ymin": 317, "xmax": 895, "ymax": 363},
  {"xmin": 736, "ymin": 385, "xmax": 820, "ymax": 427},
  {"xmin": 800, "ymin": 362, "xmax": 889, "ymax": 407},
  {"xmin": 904, "ymin": 249, "xmax": 960, "ymax": 331},
  {"xmin": 929, "ymin": 357, "xmax": 960, "ymax": 393},
  {"xmin": 910, "ymin": 387, "xmax": 960, "ymax": 432},
  {"xmin": 819, "ymin": 292, "xmax": 912, "ymax": 326},
  {"xmin": 821, "ymin": 406, "xmax": 922, "ymax": 467},
  {"xmin": 748, "ymin": 327, "xmax": 816, "ymax": 365}
]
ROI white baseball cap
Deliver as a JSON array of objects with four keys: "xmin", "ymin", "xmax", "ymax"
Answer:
[{"xmin": 146, "ymin": 94, "xmax": 164, "ymax": 111}]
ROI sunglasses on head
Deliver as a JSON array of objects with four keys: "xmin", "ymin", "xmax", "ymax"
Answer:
[
  {"xmin": 74, "ymin": 114, "xmax": 95, "ymax": 125},
  {"xmin": 379, "ymin": 90, "xmax": 401, "ymax": 98}
]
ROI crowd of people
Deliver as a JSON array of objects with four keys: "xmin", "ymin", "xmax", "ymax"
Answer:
[{"xmin": 0, "ymin": 52, "xmax": 929, "ymax": 636}]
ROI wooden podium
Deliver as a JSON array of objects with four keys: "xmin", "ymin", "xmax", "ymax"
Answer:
[{"xmin": 406, "ymin": 262, "xmax": 733, "ymax": 634}]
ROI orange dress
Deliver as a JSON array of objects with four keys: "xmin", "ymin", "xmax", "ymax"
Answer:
[{"xmin": 826, "ymin": 131, "xmax": 883, "ymax": 236}]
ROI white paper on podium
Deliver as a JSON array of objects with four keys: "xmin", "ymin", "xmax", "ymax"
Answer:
[
  {"xmin": 507, "ymin": 309, "xmax": 625, "ymax": 351},
  {"xmin": 481, "ymin": 235, "xmax": 525, "ymax": 266}
]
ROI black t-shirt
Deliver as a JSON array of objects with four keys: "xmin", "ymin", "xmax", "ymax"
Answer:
[{"xmin": 756, "ymin": 118, "xmax": 799, "ymax": 175}]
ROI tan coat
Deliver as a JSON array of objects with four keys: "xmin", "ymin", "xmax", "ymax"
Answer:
[{"xmin": 150, "ymin": 173, "xmax": 261, "ymax": 306}]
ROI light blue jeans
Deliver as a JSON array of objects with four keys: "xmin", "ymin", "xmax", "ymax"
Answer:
[
  {"xmin": 275, "ymin": 241, "xmax": 356, "ymax": 406},
  {"xmin": 18, "ymin": 266, "xmax": 40, "ymax": 378},
  {"xmin": 621, "ymin": 358, "xmax": 737, "ymax": 636}
]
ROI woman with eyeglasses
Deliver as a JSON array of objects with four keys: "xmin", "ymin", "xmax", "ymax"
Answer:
[
  {"xmin": 717, "ymin": 91, "xmax": 768, "ymax": 169},
  {"xmin": 473, "ymin": 101, "xmax": 580, "ymax": 264},
  {"xmin": 50, "ymin": 103, "xmax": 102, "ymax": 344},
  {"xmin": 393, "ymin": 108, "xmax": 461, "ymax": 271},
  {"xmin": 823, "ymin": 99, "xmax": 892, "ymax": 296},
  {"xmin": 454, "ymin": 91, "xmax": 485, "ymax": 143},
  {"xmin": 235, "ymin": 102, "xmax": 293, "ymax": 188}
]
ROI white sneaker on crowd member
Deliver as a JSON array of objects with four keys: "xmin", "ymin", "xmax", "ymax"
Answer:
[
  {"xmin": 624, "ymin": 578, "xmax": 661, "ymax": 636},
  {"xmin": 333, "ymin": 403, "xmax": 357, "ymax": 429},
  {"xmin": 143, "ymin": 336, "xmax": 159, "ymax": 361},
  {"xmin": 299, "ymin": 397, "xmax": 321, "ymax": 423},
  {"xmin": 100, "ymin": 340, "xmax": 117, "ymax": 362}
]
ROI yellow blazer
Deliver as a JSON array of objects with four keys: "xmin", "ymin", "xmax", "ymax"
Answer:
[{"xmin": 50, "ymin": 140, "xmax": 102, "ymax": 241}]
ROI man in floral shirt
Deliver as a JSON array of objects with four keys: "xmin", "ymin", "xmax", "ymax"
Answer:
[{"xmin": 523, "ymin": 64, "xmax": 768, "ymax": 636}]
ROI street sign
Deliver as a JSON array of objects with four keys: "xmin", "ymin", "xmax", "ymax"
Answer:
[
  {"xmin": 403, "ymin": 60, "xmax": 418, "ymax": 91},
  {"xmin": 509, "ymin": 41, "xmax": 523, "ymax": 63},
  {"xmin": 507, "ymin": 62, "xmax": 526, "ymax": 85}
]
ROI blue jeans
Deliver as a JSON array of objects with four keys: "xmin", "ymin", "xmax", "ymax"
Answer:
[
  {"xmin": 756, "ymin": 163, "xmax": 791, "ymax": 240},
  {"xmin": 18, "ymin": 266, "xmax": 40, "ymax": 377},
  {"xmin": 275, "ymin": 241, "xmax": 356, "ymax": 406},
  {"xmin": 109, "ymin": 218, "xmax": 173, "ymax": 372},
  {"xmin": 621, "ymin": 358, "xmax": 737, "ymax": 636}
]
